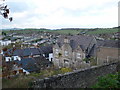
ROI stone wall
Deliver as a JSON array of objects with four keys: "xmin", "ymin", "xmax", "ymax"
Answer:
[{"xmin": 32, "ymin": 62, "xmax": 119, "ymax": 88}]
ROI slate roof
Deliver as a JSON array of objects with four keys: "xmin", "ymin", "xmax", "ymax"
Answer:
[
  {"xmin": 57, "ymin": 35, "xmax": 94, "ymax": 51},
  {"xmin": 15, "ymin": 56, "xmax": 52, "ymax": 72},
  {"xmin": 97, "ymin": 40, "xmax": 120, "ymax": 48},
  {"xmin": 38, "ymin": 45, "xmax": 53, "ymax": 54},
  {"xmin": 87, "ymin": 44, "xmax": 97, "ymax": 57},
  {"xmin": 4, "ymin": 45, "xmax": 53, "ymax": 57}
]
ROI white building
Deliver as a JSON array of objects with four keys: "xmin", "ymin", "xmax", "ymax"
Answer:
[
  {"xmin": 0, "ymin": 40, "xmax": 11, "ymax": 46},
  {"xmin": 5, "ymin": 56, "xmax": 21, "ymax": 62}
]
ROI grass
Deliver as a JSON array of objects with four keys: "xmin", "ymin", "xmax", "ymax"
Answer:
[
  {"xmin": 2, "ymin": 67, "xmax": 73, "ymax": 88},
  {"xmin": 48, "ymin": 28, "xmax": 119, "ymax": 35},
  {"xmin": 86, "ymin": 28, "xmax": 119, "ymax": 34},
  {"xmin": 2, "ymin": 28, "xmax": 119, "ymax": 36},
  {"xmin": 49, "ymin": 30, "xmax": 83, "ymax": 35},
  {"xmin": 2, "ymin": 75, "xmax": 35, "ymax": 88}
]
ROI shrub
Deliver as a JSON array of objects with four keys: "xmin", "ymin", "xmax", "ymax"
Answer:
[
  {"xmin": 60, "ymin": 68, "xmax": 72, "ymax": 74},
  {"xmin": 91, "ymin": 72, "xmax": 120, "ymax": 88}
]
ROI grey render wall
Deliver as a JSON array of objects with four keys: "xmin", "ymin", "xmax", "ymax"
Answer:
[{"xmin": 32, "ymin": 62, "xmax": 119, "ymax": 88}]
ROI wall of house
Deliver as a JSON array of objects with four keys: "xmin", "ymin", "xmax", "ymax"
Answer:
[
  {"xmin": 53, "ymin": 43, "xmax": 87, "ymax": 69},
  {"xmin": 53, "ymin": 44, "xmax": 61, "ymax": 68},
  {"xmin": 61, "ymin": 43, "xmax": 73, "ymax": 68},
  {"xmin": 72, "ymin": 47, "xmax": 87, "ymax": 69},
  {"xmin": 32, "ymin": 62, "xmax": 119, "ymax": 88},
  {"xmin": 49, "ymin": 53, "xmax": 53, "ymax": 62},
  {"xmin": 97, "ymin": 47, "xmax": 120, "ymax": 65},
  {"xmin": 5, "ymin": 56, "xmax": 21, "ymax": 62}
]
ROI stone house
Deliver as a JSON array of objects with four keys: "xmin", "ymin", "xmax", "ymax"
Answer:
[
  {"xmin": 53, "ymin": 35, "xmax": 97, "ymax": 69},
  {"xmin": 53, "ymin": 35, "xmax": 120, "ymax": 69},
  {"xmin": 96, "ymin": 40, "xmax": 120, "ymax": 65}
]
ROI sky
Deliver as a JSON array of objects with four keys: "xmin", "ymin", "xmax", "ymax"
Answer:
[{"xmin": 1, "ymin": 0, "xmax": 119, "ymax": 29}]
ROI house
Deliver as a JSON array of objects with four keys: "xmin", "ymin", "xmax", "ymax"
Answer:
[
  {"xmin": 0, "ymin": 40, "xmax": 11, "ymax": 46},
  {"xmin": 53, "ymin": 35, "xmax": 97, "ymax": 69},
  {"xmin": 2, "ymin": 56, "xmax": 52, "ymax": 77},
  {"xmin": 96, "ymin": 40, "xmax": 120, "ymax": 65},
  {"xmin": 53, "ymin": 34, "xmax": 120, "ymax": 69},
  {"xmin": 14, "ymin": 56, "xmax": 52, "ymax": 73},
  {"xmin": 5, "ymin": 56, "xmax": 21, "ymax": 62},
  {"xmin": 39, "ymin": 45, "xmax": 53, "ymax": 61},
  {"xmin": 3, "ymin": 45, "xmax": 53, "ymax": 62}
]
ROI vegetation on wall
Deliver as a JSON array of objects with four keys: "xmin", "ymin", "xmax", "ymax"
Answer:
[
  {"xmin": 58, "ymin": 53, "xmax": 62, "ymax": 57},
  {"xmin": 2, "ymin": 67, "xmax": 73, "ymax": 88}
]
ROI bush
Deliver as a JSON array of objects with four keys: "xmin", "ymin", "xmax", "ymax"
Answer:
[
  {"xmin": 2, "ymin": 75, "xmax": 34, "ymax": 88},
  {"xmin": 91, "ymin": 72, "xmax": 120, "ymax": 88},
  {"xmin": 3, "ymin": 67, "xmax": 73, "ymax": 88},
  {"xmin": 60, "ymin": 68, "xmax": 72, "ymax": 74}
]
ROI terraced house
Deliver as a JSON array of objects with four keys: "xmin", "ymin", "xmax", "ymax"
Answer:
[
  {"xmin": 53, "ymin": 35, "xmax": 97, "ymax": 69},
  {"xmin": 53, "ymin": 35, "xmax": 120, "ymax": 69}
]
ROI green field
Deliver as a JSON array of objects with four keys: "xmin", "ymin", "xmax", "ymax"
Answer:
[
  {"xmin": 49, "ymin": 30, "xmax": 83, "ymax": 35},
  {"xmin": 86, "ymin": 28, "xmax": 119, "ymax": 34},
  {"xmin": 1, "ymin": 28, "xmax": 119, "ymax": 35},
  {"xmin": 49, "ymin": 28, "xmax": 119, "ymax": 35}
]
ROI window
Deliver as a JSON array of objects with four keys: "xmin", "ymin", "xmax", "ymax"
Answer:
[
  {"xmin": 64, "ymin": 60, "xmax": 69, "ymax": 63},
  {"xmin": 77, "ymin": 53, "xmax": 81, "ymax": 59},
  {"xmin": 55, "ymin": 59, "xmax": 59, "ymax": 66},
  {"xmin": 64, "ymin": 51, "xmax": 68, "ymax": 56},
  {"xmin": 64, "ymin": 59, "xmax": 69, "ymax": 67},
  {"xmin": 55, "ymin": 49, "xmax": 59, "ymax": 54}
]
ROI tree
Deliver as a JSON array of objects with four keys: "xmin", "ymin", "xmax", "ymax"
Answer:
[
  {"xmin": 2, "ymin": 31, "xmax": 6, "ymax": 36},
  {"xmin": 0, "ymin": 0, "xmax": 12, "ymax": 21}
]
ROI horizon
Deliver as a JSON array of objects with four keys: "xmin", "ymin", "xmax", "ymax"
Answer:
[{"xmin": 1, "ymin": 26, "xmax": 119, "ymax": 31}]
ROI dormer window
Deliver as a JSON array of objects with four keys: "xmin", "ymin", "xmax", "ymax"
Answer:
[
  {"xmin": 64, "ymin": 37, "xmax": 69, "ymax": 43},
  {"xmin": 64, "ymin": 51, "xmax": 68, "ymax": 56}
]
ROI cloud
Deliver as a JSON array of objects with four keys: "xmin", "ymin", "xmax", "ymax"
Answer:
[{"xmin": 1, "ymin": 0, "xmax": 119, "ymax": 29}]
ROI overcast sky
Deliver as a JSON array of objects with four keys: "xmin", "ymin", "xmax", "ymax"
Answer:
[{"xmin": 1, "ymin": 0, "xmax": 119, "ymax": 29}]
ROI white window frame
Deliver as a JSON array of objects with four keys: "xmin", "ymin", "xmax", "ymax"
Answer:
[
  {"xmin": 77, "ymin": 53, "xmax": 81, "ymax": 59},
  {"xmin": 64, "ymin": 51, "xmax": 68, "ymax": 56},
  {"xmin": 55, "ymin": 49, "xmax": 59, "ymax": 54}
]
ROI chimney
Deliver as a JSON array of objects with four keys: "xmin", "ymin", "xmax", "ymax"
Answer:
[{"xmin": 64, "ymin": 37, "xmax": 70, "ymax": 43}]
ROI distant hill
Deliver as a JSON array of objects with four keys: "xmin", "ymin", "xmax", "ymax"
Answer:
[
  {"xmin": 1, "ymin": 28, "xmax": 23, "ymax": 31},
  {"xmin": 113, "ymin": 26, "xmax": 120, "ymax": 28}
]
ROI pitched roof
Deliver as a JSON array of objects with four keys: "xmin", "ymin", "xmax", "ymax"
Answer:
[
  {"xmin": 57, "ymin": 35, "xmax": 94, "ymax": 51},
  {"xmin": 4, "ymin": 45, "xmax": 53, "ymax": 57},
  {"xmin": 15, "ymin": 56, "xmax": 51, "ymax": 72},
  {"xmin": 97, "ymin": 40, "xmax": 119, "ymax": 48},
  {"xmin": 38, "ymin": 45, "xmax": 53, "ymax": 54}
]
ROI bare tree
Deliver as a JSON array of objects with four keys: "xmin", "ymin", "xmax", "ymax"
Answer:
[{"xmin": 0, "ymin": 0, "xmax": 12, "ymax": 21}]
